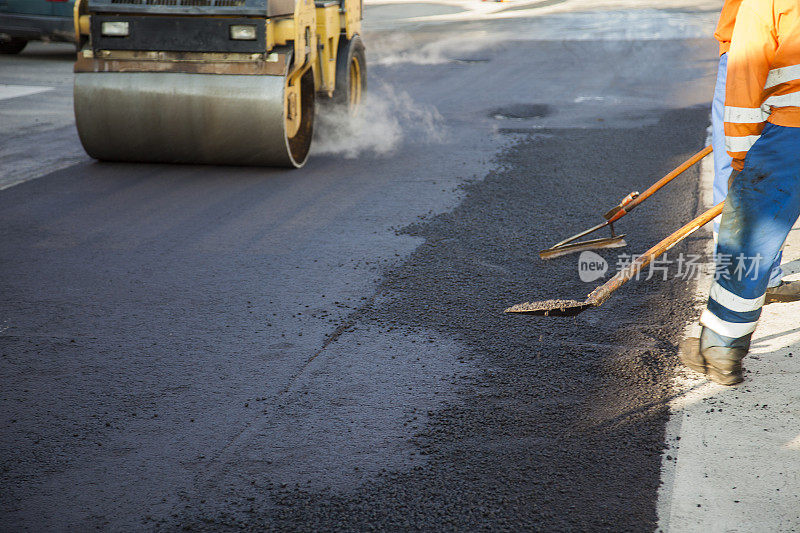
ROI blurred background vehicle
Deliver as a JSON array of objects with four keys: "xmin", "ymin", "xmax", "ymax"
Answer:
[{"xmin": 0, "ymin": 0, "xmax": 75, "ymax": 54}]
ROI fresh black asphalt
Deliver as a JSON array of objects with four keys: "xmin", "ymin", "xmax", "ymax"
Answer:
[{"xmin": 1, "ymin": 30, "xmax": 716, "ymax": 530}]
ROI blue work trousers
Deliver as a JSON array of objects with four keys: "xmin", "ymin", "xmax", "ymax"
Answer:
[
  {"xmin": 712, "ymin": 53, "xmax": 783, "ymax": 287},
  {"xmin": 701, "ymin": 123, "xmax": 800, "ymax": 341}
]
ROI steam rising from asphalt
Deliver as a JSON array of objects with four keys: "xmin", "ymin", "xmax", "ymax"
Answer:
[
  {"xmin": 360, "ymin": 8, "xmax": 717, "ymax": 67},
  {"xmin": 312, "ymin": 83, "xmax": 446, "ymax": 159},
  {"xmin": 368, "ymin": 32, "xmax": 500, "ymax": 66}
]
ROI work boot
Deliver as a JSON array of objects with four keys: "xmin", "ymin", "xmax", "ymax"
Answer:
[
  {"xmin": 678, "ymin": 327, "xmax": 750, "ymax": 386},
  {"xmin": 678, "ymin": 337, "xmax": 705, "ymax": 374},
  {"xmin": 765, "ymin": 280, "xmax": 800, "ymax": 304}
]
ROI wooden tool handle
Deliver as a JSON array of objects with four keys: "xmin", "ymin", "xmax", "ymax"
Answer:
[
  {"xmin": 588, "ymin": 201, "xmax": 724, "ymax": 305},
  {"xmin": 606, "ymin": 145, "xmax": 713, "ymax": 223}
]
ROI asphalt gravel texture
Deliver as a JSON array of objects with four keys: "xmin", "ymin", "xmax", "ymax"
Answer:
[
  {"xmin": 166, "ymin": 109, "xmax": 708, "ymax": 532},
  {"xmin": 1, "ymin": 26, "xmax": 717, "ymax": 531}
]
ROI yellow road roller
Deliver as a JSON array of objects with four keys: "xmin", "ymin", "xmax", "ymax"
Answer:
[{"xmin": 72, "ymin": 0, "xmax": 366, "ymax": 168}]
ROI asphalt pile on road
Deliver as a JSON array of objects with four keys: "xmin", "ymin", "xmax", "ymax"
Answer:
[{"xmin": 172, "ymin": 106, "xmax": 710, "ymax": 530}]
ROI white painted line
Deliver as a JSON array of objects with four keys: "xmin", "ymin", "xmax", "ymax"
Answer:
[
  {"xmin": 0, "ymin": 84, "xmax": 54, "ymax": 101},
  {"xmin": 0, "ymin": 125, "xmax": 88, "ymax": 192}
]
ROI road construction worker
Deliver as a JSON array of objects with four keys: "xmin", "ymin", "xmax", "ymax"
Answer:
[
  {"xmin": 711, "ymin": 0, "xmax": 800, "ymax": 303},
  {"xmin": 681, "ymin": 0, "xmax": 800, "ymax": 385},
  {"xmin": 710, "ymin": 0, "xmax": 741, "ymax": 209}
]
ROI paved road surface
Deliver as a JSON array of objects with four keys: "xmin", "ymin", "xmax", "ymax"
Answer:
[{"xmin": 1, "ymin": 3, "xmax": 719, "ymax": 530}]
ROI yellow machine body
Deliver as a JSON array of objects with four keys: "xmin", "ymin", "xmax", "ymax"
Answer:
[{"xmin": 72, "ymin": 0, "xmax": 365, "ymax": 168}]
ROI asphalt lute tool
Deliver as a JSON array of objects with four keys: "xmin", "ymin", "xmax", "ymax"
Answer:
[
  {"xmin": 509, "ymin": 201, "xmax": 724, "ymax": 316},
  {"xmin": 540, "ymin": 145, "xmax": 713, "ymax": 259}
]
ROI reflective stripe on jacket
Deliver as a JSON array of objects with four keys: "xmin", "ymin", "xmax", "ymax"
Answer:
[{"xmin": 725, "ymin": 0, "xmax": 800, "ymax": 170}]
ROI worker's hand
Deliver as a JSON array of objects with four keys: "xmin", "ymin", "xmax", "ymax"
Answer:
[{"xmin": 728, "ymin": 169, "xmax": 740, "ymax": 189}]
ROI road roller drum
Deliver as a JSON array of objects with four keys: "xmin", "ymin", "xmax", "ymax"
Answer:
[{"xmin": 71, "ymin": 0, "xmax": 365, "ymax": 168}]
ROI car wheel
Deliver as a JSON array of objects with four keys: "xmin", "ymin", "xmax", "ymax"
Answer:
[{"xmin": 0, "ymin": 38, "xmax": 28, "ymax": 54}]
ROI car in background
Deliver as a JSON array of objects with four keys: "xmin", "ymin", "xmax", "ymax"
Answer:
[{"xmin": 0, "ymin": 0, "xmax": 75, "ymax": 54}]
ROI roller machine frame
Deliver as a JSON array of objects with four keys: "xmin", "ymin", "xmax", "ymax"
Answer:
[{"xmin": 72, "ymin": 0, "xmax": 366, "ymax": 167}]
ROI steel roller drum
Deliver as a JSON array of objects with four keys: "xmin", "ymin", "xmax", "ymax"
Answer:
[{"xmin": 74, "ymin": 72, "xmax": 310, "ymax": 168}]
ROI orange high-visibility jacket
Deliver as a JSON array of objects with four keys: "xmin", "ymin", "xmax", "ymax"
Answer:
[
  {"xmin": 725, "ymin": 0, "xmax": 800, "ymax": 169},
  {"xmin": 715, "ymin": 0, "xmax": 744, "ymax": 55}
]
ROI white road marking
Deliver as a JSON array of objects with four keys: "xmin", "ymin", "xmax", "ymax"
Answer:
[
  {"xmin": 0, "ymin": 84, "xmax": 54, "ymax": 101},
  {"xmin": 0, "ymin": 125, "xmax": 87, "ymax": 191}
]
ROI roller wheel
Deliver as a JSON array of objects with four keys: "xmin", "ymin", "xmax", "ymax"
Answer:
[
  {"xmin": 0, "ymin": 38, "xmax": 28, "ymax": 54},
  {"xmin": 333, "ymin": 35, "xmax": 366, "ymax": 113},
  {"xmin": 75, "ymin": 70, "xmax": 316, "ymax": 168}
]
